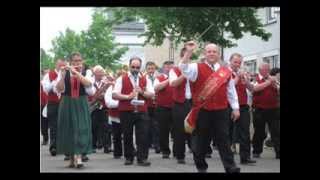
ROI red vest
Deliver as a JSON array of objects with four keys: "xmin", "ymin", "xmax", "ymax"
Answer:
[
  {"xmin": 40, "ymin": 82, "xmax": 47, "ymax": 106},
  {"xmin": 233, "ymin": 74, "xmax": 248, "ymax": 106},
  {"xmin": 171, "ymin": 67, "xmax": 188, "ymax": 103},
  {"xmin": 47, "ymin": 70, "xmax": 60, "ymax": 103},
  {"xmin": 156, "ymin": 74, "xmax": 174, "ymax": 108},
  {"xmin": 145, "ymin": 75, "xmax": 156, "ymax": 108},
  {"xmin": 118, "ymin": 73, "xmax": 148, "ymax": 112},
  {"xmin": 108, "ymin": 108, "xmax": 120, "ymax": 118},
  {"xmin": 191, "ymin": 63, "xmax": 230, "ymax": 110},
  {"xmin": 253, "ymin": 75, "xmax": 279, "ymax": 109}
]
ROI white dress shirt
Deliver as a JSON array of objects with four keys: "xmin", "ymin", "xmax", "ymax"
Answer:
[
  {"xmin": 104, "ymin": 85, "xmax": 120, "ymax": 123},
  {"xmin": 169, "ymin": 69, "xmax": 192, "ymax": 99},
  {"xmin": 105, "ymin": 85, "xmax": 119, "ymax": 109},
  {"xmin": 179, "ymin": 61, "xmax": 239, "ymax": 110},
  {"xmin": 113, "ymin": 71, "xmax": 154, "ymax": 94},
  {"xmin": 42, "ymin": 69, "xmax": 59, "ymax": 95}
]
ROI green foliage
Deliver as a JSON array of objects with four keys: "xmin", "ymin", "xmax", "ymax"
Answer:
[
  {"xmin": 104, "ymin": 7, "xmax": 271, "ymax": 48},
  {"xmin": 40, "ymin": 48, "xmax": 54, "ymax": 70},
  {"xmin": 50, "ymin": 10, "xmax": 128, "ymax": 71}
]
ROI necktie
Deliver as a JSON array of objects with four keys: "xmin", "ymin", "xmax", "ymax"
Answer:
[
  {"xmin": 211, "ymin": 64, "xmax": 215, "ymax": 72},
  {"xmin": 150, "ymin": 75, "xmax": 154, "ymax": 86}
]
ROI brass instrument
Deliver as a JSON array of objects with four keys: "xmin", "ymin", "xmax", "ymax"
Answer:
[{"xmin": 89, "ymin": 77, "xmax": 111, "ymax": 113}]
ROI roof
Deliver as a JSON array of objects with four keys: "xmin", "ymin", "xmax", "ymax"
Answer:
[{"xmin": 113, "ymin": 21, "xmax": 145, "ymax": 32}]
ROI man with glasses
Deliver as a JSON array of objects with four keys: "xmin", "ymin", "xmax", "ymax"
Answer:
[{"xmin": 112, "ymin": 57, "xmax": 154, "ymax": 166}]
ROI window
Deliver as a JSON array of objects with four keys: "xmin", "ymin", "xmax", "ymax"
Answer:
[
  {"xmin": 263, "ymin": 55, "xmax": 280, "ymax": 69},
  {"xmin": 244, "ymin": 60, "xmax": 257, "ymax": 74},
  {"xmin": 266, "ymin": 7, "xmax": 279, "ymax": 24}
]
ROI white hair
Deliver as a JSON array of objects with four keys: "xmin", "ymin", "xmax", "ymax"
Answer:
[
  {"xmin": 259, "ymin": 62, "xmax": 270, "ymax": 70},
  {"xmin": 93, "ymin": 65, "xmax": 105, "ymax": 74}
]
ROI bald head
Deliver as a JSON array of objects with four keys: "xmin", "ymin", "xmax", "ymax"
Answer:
[
  {"xmin": 259, "ymin": 62, "xmax": 270, "ymax": 77},
  {"xmin": 205, "ymin": 43, "xmax": 220, "ymax": 52},
  {"xmin": 93, "ymin": 65, "xmax": 106, "ymax": 81},
  {"xmin": 204, "ymin": 43, "xmax": 221, "ymax": 64}
]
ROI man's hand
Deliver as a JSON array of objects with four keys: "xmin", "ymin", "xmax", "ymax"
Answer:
[
  {"xmin": 185, "ymin": 41, "xmax": 197, "ymax": 52},
  {"xmin": 134, "ymin": 85, "xmax": 144, "ymax": 94},
  {"xmin": 231, "ymin": 110, "xmax": 240, "ymax": 122},
  {"xmin": 127, "ymin": 91, "xmax": 138, "ymax": 100},
  {"xmin": 69, "ymin": 66, "xmax": 81, "ymax": 77},
  {"xmin": 268, "ymin": 76, "xmax": 277, "ymax": 83}
]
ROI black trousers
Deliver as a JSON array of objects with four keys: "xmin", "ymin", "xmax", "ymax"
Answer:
[
  {"xmin": 120, "ymin": 111, "xmax": 149, "ymax": 161},
  {"xmin": 91, "ymin": 108, "xmax": 107, "ymax": 148},
  {"xmin": 229, "ymin": 111, "xmax": 239, "ymax": 144},
  {"xmin": 229, "ymin": 105, "xmax": 252, "ymax": 160},
  {"xmin": 111, "ymin": 121, "xmax": 123, "ymax": 157},
  {"xmin": 47, "ymin": 102, "xmax": 59, "ymax": 150},
  {"xmin": 252, "ymin": 108, "xmax": 280, "ymax": 156},
  {"xmin": 172, "ymin": 100, "xmax": 192, "ymax": 160},
  {"xmin": 193, "ymin": 108, "xmax": 236, "ymax": 171},
  {"xmin": 41, "ymin": 105, "xmax": 49, "ymax": 142},
  {"xmin": 147, "ymin": 107, "xmax": 160, "ymax": 149},
  {"xmin": 156, "ymin": 106, "xmax": 173, "ymax": 155},
  {"xmin": 102, "ymin": 113, "xmax": 112, "ymax": 150}
]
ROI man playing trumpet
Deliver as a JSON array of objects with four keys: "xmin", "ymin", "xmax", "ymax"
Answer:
[
  {"xmin": 251, "ymin": 63, "xmax": 280, "ymax": 159},
  {"xmin": 89, "ymin": 65, "xmax": 113, "ymax": 154}
]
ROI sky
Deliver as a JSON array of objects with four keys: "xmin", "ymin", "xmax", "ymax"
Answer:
[{"xmin": 40, "ymin": 7, "xmax": 93, "ymax": 54}]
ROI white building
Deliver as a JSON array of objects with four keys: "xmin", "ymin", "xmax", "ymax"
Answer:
[
  {"xmin": 223, "ymin": 7, "xmax": 280, "ymax": 74},
  {"xmin": 112, "ymin": 21, "xmax": 146, "ymax": 66}
]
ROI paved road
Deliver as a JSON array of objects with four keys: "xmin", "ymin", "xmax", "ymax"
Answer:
[{"xmin": 40, "ymin": 136, "xmax": 280, "ymax": 173}]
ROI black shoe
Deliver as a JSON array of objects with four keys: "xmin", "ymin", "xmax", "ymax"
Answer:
[
  {"xmin": 68, "ymin": 164, "xmax": 75, "ymax": 168},
  {"xmin": 76, "ymin": 163, "xmax": 84, "ymax": 169},
  {"xmin": 226, "ymin": 166, "xmax": 240, "ymax": 173},
  {"xmin": 253, "ymin": 153, "xmax": 260, "ymax": 158},
  {"xmin": 155, "ymin": 147, "xmax": 161, "ymax": 154},
  {"xmin": 240, "ymin": 159, "xmax": 256, "ymax": 165},
  {"xmin": 177, "ymin": 159, "xmax": 186, "ymax": 164},
  {"xmin": 162, "ymin": 154, "xmax": 170, "ymax": 159},
  {"xmin": 205, "ymin": 153, "xmax": 212, "ymax": 158},
  {"xmin": 82, "ymin": 155, "xmax": 89, "ymax": 162},
  {"xmin": 104, "ymin": 148, "xmax": 111, "ymax": 154},
  {"xmin": 64, "ymin": 156, "xmax": 70, "ymax": 161},
  {"xmin": 197, "ymin": 168, "xmax": 207, "ymax": 173},
  {"xmin": 137, "ymin": 160, "xmax": 151, "ymax": 166},
  {"xmin": 276, "ymin": 154, "xmax": 280, "ymax": 159},
  {"xmin": 50, "ymin": 148, "xmax": 57, "ymax": 156},
  {"xmin": 97, "ymin": 143, "xmax": 103, "ymax": 149},
  {"xmin": 114, "ymin": 156, "xmax": 121, "ymax": 159},
  {"xmin": 124, "ymin": 159, "xmax": 133, "ymax": 165},
  {"xmin": 265, "ymin": 139, "xmax": 273, "ymax": 147}
]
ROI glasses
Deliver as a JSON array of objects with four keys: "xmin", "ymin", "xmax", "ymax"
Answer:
[{"xmin": 131, "ymin": 66, "xmax": 140, "ymax": 70}]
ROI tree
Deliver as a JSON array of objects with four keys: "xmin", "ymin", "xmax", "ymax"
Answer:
[
  {"xmin": 40, "ymin": 48, "xmax": 54, "ymax": 70},
  {"xmin": 50, "ymin": 10, "xmax": 128, "ymax": 71},
  {"xmin": 51, "ymin": 28, "xmax": 84, "ymax": 60},
  {"xmin": 81, "ymin": 11, "xmax": 128, "ymax": 69},
  {"xmin": 103, "ymin": 7, "xmax": 271, "ymax": 48}
]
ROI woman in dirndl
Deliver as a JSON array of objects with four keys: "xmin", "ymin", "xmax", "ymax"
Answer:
[{"xmin": 55, "ymin": 52, "xmax": 95, "ymax": 168}]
